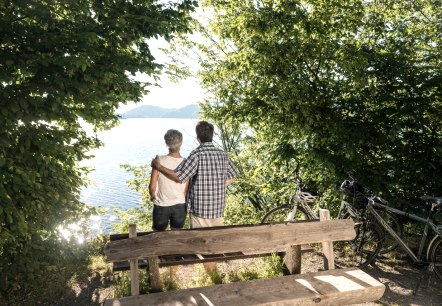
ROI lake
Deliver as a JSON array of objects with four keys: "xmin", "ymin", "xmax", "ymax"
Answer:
[{"xmin": 80, "ymin": 118, "xmax": 200, "ymax": 234}]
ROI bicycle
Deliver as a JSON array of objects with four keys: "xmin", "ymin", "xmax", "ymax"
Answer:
[
  {"xmin": 339, "ymin": 175, "xmax": 404, "ymax": 255},
  {"xmin": 260, "ymin": 166, "xmax": 383, "ymax": 268},
  {"xmin": 260, "ymin": 164, "xmax": 319, "ymax": 223},
  {"xmin": 365, "ymin": 195, "xmax": 442, "ymax": 291}
]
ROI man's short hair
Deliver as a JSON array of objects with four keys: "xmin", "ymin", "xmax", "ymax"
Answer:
[
  {"xmin": 164, "ymin": 129, "xmax": 183, "ymax": 151},
  {"xmin": 196, "ymin": 121, "xmax": 214, "ymax": 143}
]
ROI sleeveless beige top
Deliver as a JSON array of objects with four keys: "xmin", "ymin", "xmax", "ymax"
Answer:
[{"xmin": 153, "ymin": 155, "xmax": 186, "ymax": 206}]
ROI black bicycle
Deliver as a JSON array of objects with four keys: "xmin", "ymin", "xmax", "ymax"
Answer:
[
  {"xmin": 365, "ymin": 195, "xmax": 442, "ymax": 291},
  {"xmin": 339, "ymin": 175, "xmax": 404, "ymax": 255}
]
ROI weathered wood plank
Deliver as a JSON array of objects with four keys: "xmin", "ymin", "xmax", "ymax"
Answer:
[
  {"xmin": 128, "ymin": 225, "xmax": 139, "ymax": 296},
  {"xmin": 105, "ymin": 220, "xmax": 355, "ymax": 262},
  {"xmin": 147, "ymin": 256, "xmax": 162, "ymax": 293},
  {"xmin": 284, "ymin": 244, "xmax": 302, "ymax": 274},
  {"xmin": 104, "ymin": 267, "xmax": 385, "ymax": 306},
  {"xmin": 109, "ymin": 223, "xmax": 309, "ymax": 241},
  {"xmin": 319, "ymin": 209, "xmax": 335, "ymax": 270}
]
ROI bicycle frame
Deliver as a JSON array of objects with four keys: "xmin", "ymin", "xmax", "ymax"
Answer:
[
  {"xmin": 338, "ymin": 197, "xmax": 356, "ymax": 219},
  {"xmin": 367, "ymin": 200, "xmax": 442, "ymax": 264},
  {"xmin": 284, "ymin": 168, "xmax": 320, "ymax": 221},
  {"xmin": 337, "ymin": 194, "xmax": 370, "ymax": 221}
]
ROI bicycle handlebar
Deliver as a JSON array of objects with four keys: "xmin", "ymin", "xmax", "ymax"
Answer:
[
  {"xmin": 340, "ymin": 174, "xmax": 388, "ymax": 204},
  {"xmin": 420, "ymin": 196, "xmax": 442, "ymax": 205},
  {"xmin": 367, "ymin": 195, "xmax": 388, "ymax": 205}
]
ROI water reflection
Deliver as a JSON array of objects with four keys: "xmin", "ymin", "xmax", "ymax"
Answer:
[{"xmin": 57, "ymin": 214, "xmax": 105, "ymax": 243}]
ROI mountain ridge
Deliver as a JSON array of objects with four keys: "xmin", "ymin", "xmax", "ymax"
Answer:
[{"xmin": 120, "ymin": 104, "xmax": 199, "ymax": 119}]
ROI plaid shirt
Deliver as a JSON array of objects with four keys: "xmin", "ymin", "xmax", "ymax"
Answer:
[{"xmin": 175, "ymin": 142, "xmax": 238, "ymax": 218}]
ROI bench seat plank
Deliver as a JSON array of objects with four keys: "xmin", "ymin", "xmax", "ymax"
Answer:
[
  {"xmin": 104, "ymin": 267, "xmax": 384, "ymax": 306},
  {"xmin": 105, "ymin": 220, "xmax": 355, "ymax": 262}
]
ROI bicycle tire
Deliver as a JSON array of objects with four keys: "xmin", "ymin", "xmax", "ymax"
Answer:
[
  {"xmin": 343, "ymin": 210, "xmax": 403, "ymax": 254},
  {"xmin": 334, "ymin": 221, "xmax": 383, "ymax": 268},
  {"xmin": 260, "ymin": 204, "xmax": 312, "ymax": 224},
  {"xmin": 427, "ymin": 235, "xmax": 442, "ymax": 281}
]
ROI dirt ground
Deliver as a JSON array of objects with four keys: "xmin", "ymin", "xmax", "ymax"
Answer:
[
  {"xmin": 52, "ymin": 250, "xmax": 442, "ymax": 306},
  {"xmin": 360, "ymin": 254, "xmax": 442, "ymax": 306}
]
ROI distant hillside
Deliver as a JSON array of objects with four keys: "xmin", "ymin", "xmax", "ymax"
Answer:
[
  {"xmin": 120, "ymin": 104, "xmax": 199, "ymax": 119},
  {"xmin": 162, "ymin": 104, "xmax": 199, "ymax": 118},
  {"xmin": 121, "ymin": 105, "xmax": 168, "ymax": 118}
]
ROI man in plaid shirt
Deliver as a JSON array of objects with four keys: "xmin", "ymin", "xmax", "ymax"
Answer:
[{"xmin": 151, "ymin": 121, "xmax": 238, "ymax": 228}]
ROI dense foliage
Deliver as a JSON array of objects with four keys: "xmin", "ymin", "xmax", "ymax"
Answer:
[
  {"xmin": 192, "ymin": 0, "xmax": 442, "ymax": 211},
  {"xmin": 0, "ymin": 0, "xmax": 196, "ymax": 299},
  {"xmin": 2, "ymin": 0, "xmax": 441, "ymax": 301}
]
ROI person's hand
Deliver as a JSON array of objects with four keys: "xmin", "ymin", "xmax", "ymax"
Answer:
[{"xmin": 151, "ymin": 155, "xmax": 161, "ymax": 170}]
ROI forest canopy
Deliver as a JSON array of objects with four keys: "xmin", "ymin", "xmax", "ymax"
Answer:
[{"xmin": 187, "ymin": 0, "xmax": 442, "ymax": 210}]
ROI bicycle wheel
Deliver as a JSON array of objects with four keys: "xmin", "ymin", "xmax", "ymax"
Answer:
[
  {"xmin": 427, "ymin": 236, "xmax": 442, "ymax": 281},
  {"xmin": 343, "ymin": 210, "xmax": 403, "ymax": 254},
  {"xmin": 261, "ymin": 204, "xmax": 312, "ymax": 224},
  {"xmin": 334, "ymin": 221, "xmax": 383, "ymax": 268}
]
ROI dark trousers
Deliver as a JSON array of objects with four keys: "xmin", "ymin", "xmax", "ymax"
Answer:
[{"xmin": 152, "ymin": 203, "xmax": 186, "ymax": 231}]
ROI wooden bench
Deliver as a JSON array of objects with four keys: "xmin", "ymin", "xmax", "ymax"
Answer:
[
  {"xmin": 110, "ymin": 234, "xmax": 313, "ymax": 272},
  {"xmin": 104, "ymin": 209, "xmax": 385, "ymax": 305}
]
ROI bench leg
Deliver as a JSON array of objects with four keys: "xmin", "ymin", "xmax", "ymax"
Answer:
[
  {"xmin": 148, "ymin": 256, "xmax": 163, "ymax": 292},
  {"xmin": 320, "ymin": 209, "xmax": 335, "ymax": 270},
  {"xmin": 283, "ymin": 245, "xmax": 302, "ymax": 274},
  {"xmin": 129, "ymin": 225, "xmax": 139, "ymax": 295}
]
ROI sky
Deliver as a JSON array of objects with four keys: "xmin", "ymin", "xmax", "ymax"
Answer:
[
  {"xmin": 117, "ymin": 37, "xmax": 206, "ymax": 113},
  {"xmin": 118, "ymin": 76, "xmax": 205, "ymax": 113}
]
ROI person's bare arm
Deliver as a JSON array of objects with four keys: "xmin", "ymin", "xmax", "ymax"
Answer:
[
  {"xmin": 226, "ymin": 177, "xmax": 236, "ymax": 186},
  {"xmin": 226, "ymin": 157, "xmax": 238, "ymax": 187},
  {"xmin": 184, "ymin": 179, "xmax": 190, "ymax": 198},
  {"xmin": 151, "ymin": 155, "xmax": 181, "ymax": 183},
  {"xmin": 149, "ymin": 169, "xmax": 159, "ymax": 200}
]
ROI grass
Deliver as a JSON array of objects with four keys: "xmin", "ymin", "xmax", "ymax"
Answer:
[
  {"xmin": 184, "ymin": 256, "xmax": 284, "ymax": 288},
  {"xmin": 110, "ymin": 254, "xmax": 285, "ymax": 298}
]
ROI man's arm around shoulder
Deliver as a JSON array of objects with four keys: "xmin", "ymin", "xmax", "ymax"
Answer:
[{"xmin": 151, "ymin": 156, "xmax": 181, "ymax": 183}]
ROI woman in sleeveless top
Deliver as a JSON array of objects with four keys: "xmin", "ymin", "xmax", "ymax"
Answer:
[{"xmin": 149, "ymin": 129, "xmax": 189, "ymax": 230}]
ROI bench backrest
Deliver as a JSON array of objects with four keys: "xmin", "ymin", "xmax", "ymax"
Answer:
[{"xmin": 104, "ymin": 219, "xmax": 355, "ymax": 262}]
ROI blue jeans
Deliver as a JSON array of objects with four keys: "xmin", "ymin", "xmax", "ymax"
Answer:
[{"xmin": 152, "ymin": 203, "xmax": 186, "ymax": 230}]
